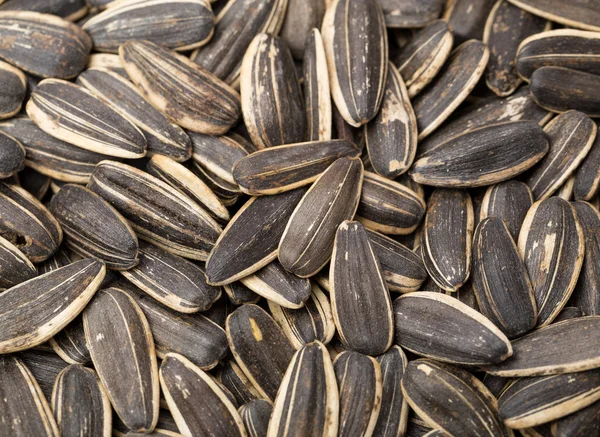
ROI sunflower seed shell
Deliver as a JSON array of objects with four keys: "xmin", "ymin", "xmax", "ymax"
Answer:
[{"xmin": 303, "ymin": 28, "xmax": 332, "ymax": 141}]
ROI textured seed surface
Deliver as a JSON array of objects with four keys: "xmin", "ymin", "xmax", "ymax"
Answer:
[
  {"xmin": 506, "ymin": 0, "xmax": 600, "ymax": 32},
  {"xmin": 17, "ymin": 350, "xmax": 69, "ymax": 402},
  {"xmin": 0, "ymin": 60, "xmax": 26, "ymax": 120},
  {"xmin": 444, "ymin": 0, "xmax": 497, "ymax": 45},
  {"xmin": 373, "ymin": 346, "xmax": 409, "ymax": 437},
  {"xmin": 303, "ymin": 28, "xmax": 331, "ymax": 141},
  {"xmin": 220, "ymin": 360, "xmax": 261, "ymax": 406},
  {"xmin": 239, "ymin": 399, "xmax": 272, "ymax": 437},
  {"xmin": 190, "ymin": 132, "xmax": 248, "ymax": 186},
  {"xmin": 379, "ymin": 0, "xmax": 445, "ymax": 28},
  {"xmin": 0, "ymin": 234, "xmax": 36, "ymax": 291},
  {"xmin": 571, "ymin": 202, "xmax": 600, "ymax": 315},
  {"xmin": 480, "ymin": 180, "xmax": 534, "ymax": 241},
  {"xmin": 0, "ymin": 0, "xmax": 88, "ymax": 21},
  {"xmin": 49, "ymin": 316, "xmax": 90, "ymax": 365}
]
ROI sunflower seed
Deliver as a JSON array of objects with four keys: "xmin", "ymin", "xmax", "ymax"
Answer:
[
  {"xmin": 160, "ymin": 353, "xmax": 246, "ymax": 437},
  {"xmin": 82, "ymin": 0, "xmax": 214, "ymax": 53},
  {"xmin": 518, "ymin": 197, "xmax": 584, "ymax": 326},
  {"xmin": 226, "ymin": 304, "xmax": 295, "ymax": 401},
  {"xmin": 413, "ymin": 40, "xmax": 489, "ymax": 139},
  {"xmin": 0, "ymin": 60, "xmax": 26, "ymax": 119},
  {"xmin": 27, "ymin": 79, "xmax": 147, "ymax": 159},
  {"xmin": 322, "ymin": 0, "xmax": 388, "ymax": 127},
  {"xmin": 78, "ymin": 68, "xmax": 192, "ymax": 162},
  {"xmin": 51, "ymin": 365, "xmax": 111, "ymax": 437},
  {"xmin": 88, "ymin": 160, "xmax": 222, "ymax": 260},
  {"xmin": 394, "ymin": 292, "xmax": 513, "ymax": 365},
  {"xmin": 480, "ymin": 180, "xmax": 534, "ymax": 241},
  {"xmin": 37, "ymin": 247, "xmax": 72, "ymax": 275},
  {"xmin": 48, "ymin": 316, "xmax": 90, "ymax": 365},
  {"xmin": 411, "ymin": 121, "xmax": 549, "ymax": 187},
  {"xmin": 552, "ymin": 398, "xmax": 600, "ymax": 437},
  {"xmin": 17, "ymin": 350, "xmax": 69, "ymax": 402},
  {"xmin": 0, "ymin": 11, "xmax": 91, "ymax": 78},
  {"xmin": 506, "ymin": 0, "xmax": 600, "ymax": 32},
  {"xmin": 233, "ymin": 140, "xmax": 360, "ymax": 195},
  {"xmin": 87, "ymin": 53, "xmax": 128, "ymax": 77},
  {"xmin": 219, "ymin": 360, "xmax": 261, "ymax": 406},
  {"xmin": 120, "ymin": 40, "xmax": 241, "ymax": 135},
  {"xmin": 84, "ymin": 287, "xmax": 159, "ymax": 433},
  {"xmin": 574, "ymin": 125, "xmax": 600, "ymax": 201},
  {"xmin": 0, "ymin": 234, "xmax": 36, "ymax": 290},
  {"xmin": 571, "ymin": 202, "xmax": 600, "ymax": 315},
  {"xmin": 303, "ymin": 28, "xmax": 332, "ymax": 141},
  {"xmin": 379, "ymin": 0, "xmax": 445, "ymax": 28},
  {"xmin": 190, "ymin": 132, "xmax": 247, "ymax": 187},
  {"xmin": 267, "ymin": 341, "xmax": 338, "ymax": 437},
  {"xmin": 206, "ymin": 188, "xmax": 306, "ymax": 285},
  {"xmin": 443, "ymin": 0, "xmax": 497, "ymax": 45},
  {"xmin": 280, "ymin": 0, "xmax": 325, "ymax": 59},
  {"xmin": 402, "ymin": 359, "xmax": 511, "ymax": 437},
  {"xmin": 0, "ymin": 0, "xmax": 88, "ymax": 21},
  {"xmin": 190, "ymin": 161, "xmax": 241, "ymax": 206},
  {"xmin": 239, "ymin": 399, "xmax": 273, "ymax": 437},
  {"xmin": 224, "ymin": 281, "xmax": 261, "ymax": 305},
  {"xmin": 279, "ymin": 157, "xmax": 364, "ymax": 277},
  {"xmin": 0, "ymin": 355, "xmax": 60, "ymax": 436}
]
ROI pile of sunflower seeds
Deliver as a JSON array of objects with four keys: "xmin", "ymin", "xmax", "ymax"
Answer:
[{"xmin": 0, "ymin": 0, "xmax": 600, "ymax": 435}]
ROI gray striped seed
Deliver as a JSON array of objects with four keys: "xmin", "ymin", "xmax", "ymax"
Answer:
[
  {"xmin": 552, "ymin": 398, "xmax": 600, "ymax": 437},
  {"xmin": 571, "ymin": 202, "xmax": 600, "ymax": 315},
  {"xmin": 574, "ymin": 125, "xmax": 600, "ymax": 201},
  {"xmin": 0, "ymin": 234, "xmax": 36, "ymax": 291},
  {"xmin": 0, "ymin": 131, "xmax": 25, "ymax": 179},
  {"xmin": 49, "ymin": 316, "xmax": 90, "ymax": 365},
  {"xmin": 17, "ymin": 350, "xmax": 69, "ymax": 402},
  {"xmin": 0, "ymin": 0, "xmax": 88, "ymax": 21},
  {"xmin": 379, "ymin": 0, "xmax": 445, "ymax": 28},
  {"xmin": 190, "ymin": 132, "xmax": 248, "ymax": 186},
  {"xmin": 219, "ymin": 360, "xmax": 261, "ymax": 406},
  {"xmin": 480, "ymin": 180, "xmax": 534, "ymax": 241},
  {"xmin": 506, "ymin": 0, "xmax": 600, "ymax": 32},
  {"xmin": 443, "ymin": 0, "xmax": 497, "ymax": 45},
  {"xmin": 303, "ymin": 28, "xmax": 332, "ymax": 141},
  {"xmin": 0, "ymin": 60, "xmax": 26, "ymax": 119},
  {"xmin": 239, "ymin": 399, "xmax": 272, "ymax": 437},
  {"xmin": 280, "ymin": 0, "xmax": 325, "ymax": 59},
  {"xmin": 373, "ymin": 346, "xmax": 409, "ymax": 437}
]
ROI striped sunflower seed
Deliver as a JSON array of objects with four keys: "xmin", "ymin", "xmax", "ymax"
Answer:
[
  {"xmin": 51, "ymin": 365, "xmax": 111, "ymax": 437},
  {"xmin": 206, "ymin": 188, "xmax": 306, "ymax": 285},
  {"xmin": 160, "ymin": 353, "xmax": 246, "ymax": 437},
  {"xmin": 119, "ymin": 40, "xmax": 241, "ymax": 135},
  {"xmin": 191, "ymin": 160, "xmax": 241, "ymax": 206},
  {"xmin": 17, "ymin": 350, "xmax": 69, "ymax": 401},
  {"xmin": 402, "ymin": 359, "xmax": 511, "ymax": 437},
  {"xmin": 0, "ymin": 11, "xmax": 91, "ymax": 78},
  {"xmin": 82, "ymin": 0, "xmax": 214, "ymax": 53},
  {"xmin": 394, "ymin": 292, "xmax": 513, "ymax": 365},
  {"xmin": 571, "ymin": 202, "xmax": 600, "ymax": 315},
  {"xmin": 83, "ymin": 287, "xmax": 159, "ymax": 433},
  {"xmin": 240, "ymin": 33, "xmax": 305, "ymax": 149},
  {"xmin": 0, "ymin": 258, "xmax": 105, "ymax": 354},
  {"xmin": 224, "ymin": 281, "xmax": 261, "ymax": 305},
  {"xmin": 280, "ymin": 0, "xmax": 325, "ymax": 59},
  {"xmin": 78, "ymin": 68, "xmax": 192, "ymax": 162},
  {"xmin": 190, "ymin": 132, "xmax": 248, "ymax": 186},
  {"xmin": 486, "ymin": 316, "xmax": 600, "ymax": 377},
  {"xmin": 0, "ymin": 60, "xmax": 26, "ymax": 119},
  {"xmin": 552, "ymin": 399, "xmax": 600, "ymax": 437},
  {"xmin": 379, "ymin": 0, "xmax": 445, "ymax": 28},
  {"xmin": 48, "ymin": 316, "xmax": 90, "ymax": 365},
  {"xmin": 219, "ymin": 360, "xmax": 261, "ymax": 406},
  {"xmin": 472, "ymin": 217, "xmax": 538, "ymax": 338},
  {"xmin": 267, "ymin": 341, "xmax": 338, "ymax": 437},
  {"xmin": 443, "ymin": 0, "xmax": 496, "ymax": 45},
  {"xmin": 303, "ymin": 28, "xmax": 332, "ymax": 141},
  {"xmin": 518, "ymin": 197, "xmax": 584, "ymax": 326},
  {"xmin": 226, "ymin": 304, "xmax": 295, "ymax": 401},
  {"xmin": 233, "ymin": 139, "xmax": 360, "ymax": 196},
  {"xmin": 0, "ymin": 233, "xmax": 36, "ymax": 291},
  {"xmin": 279, "ymin": 157, "xmax": 364, "ymax": 278},
  {"xmin": 0, "ymin": 355, "xmax": 60, "ymax": 437},
  {"xmin": 334, "ymin": 351, "xmax": 382, "ymax": 437},
  {"xmin": 0, "ymin": 126, "xmax": 26, "ymax": 179},
  {"xmin": 506, "ymin": 0, "xmax": 600, "ymax": 32},
  {"xmin": 373, "ymin": 346, "xmax": 409, "ymax": 437},
  {"xmin": 574, "ymin": 125, "xmax": 600, "ymax": 201},
  {"xmin": 0, "ymin": 0, "xmax": 88, "ymax": 21},
  {"xmin": 88, "ymin": 160, "xmax": 222, "ymax": 260},
  {"xmin": 239, "ymin": 399, "xmax": 273, "ymax": 437},
  {"xmin": 27, "ymin": 79, "xmax": 147, "ymax": 159}
]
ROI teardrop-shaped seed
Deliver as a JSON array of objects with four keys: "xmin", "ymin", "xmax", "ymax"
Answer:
[
  {"xmin": 160, "ymin": 353, "xmax": 246, "ymax": 437},
  {"xmin": 380, "ymin": 0, "xmax": 445, "ymax": 28},
  {"xmin": 552, "ymin": 398, "xmax": 600, "ymax": 437},
  {"xmin": 51, "ymin": 365, "xmax": 111, "ymax": 437},
  {"xmin": 77, "ymin": 68, "xmax": 192, "ymax": 162},
  {"xmin": 0, "ymin": 0, "xmax": 88, "ymax": 21},
  {"xmin": 0, "ymin": 234, "xmax": 36, "ymax": 291},
  {"xmin": 486, "ymin": 316, "xmax": 600, "ymax": 376},
  {"xmin": 206, "ymin": 188, "xmax": 306, "ymax": 285},
  {"xmin": 190, "ymin": 132, "xmax": 248, "ymax": 185},
  {"xmin": 526, "ymin": 110, "xmax": 597, "ymax": 201},
  {"xmin": 402, "ymin": 359, "xmax": 511, "ymax": 437},
  {"xmin": 443, "ymin": 0, "xmax": 496, "ymax": 45},
  {"xmin": 49, "ymin": 184, "xmax": 139, "ymax": 270},
  {"xmin": 373, "ymin": 346, "xmax": 409, "ymax": 437},
  {"xmin": 224, "ymin": 281, "xmax": 261, "ymax": 305},
  {"xmin": 574, "ymin": 126, "xmax": 600, "ymax": 201},
  {"xmin": 0, "ymin": 131, "xmax": 25, "ymax": 179},
  {"xmin": 226, "ymin": 304, "xmax": 295, "ymax": 401},
  {"xmin": 88, "ymin": 160, "xmax": 222, "ymax": 260},
  {"xmin": 334, "ymin": 351, "xmax": 382, "ymax": 437},
  {"xmin": 239, "ymin": 399, "xmax": 272, "ymax": 437},
  {"xmin": 0, "ymin": 258, "xmax": 105, "ymax": 354},
  {"xmin": 303, "ymin": 28, "xmax": 332, "ymax": 141},
  {"xmin": 17, "ymin": 350, "xmax": 69, "ymax": 402},
  {"xmin": 219, "ymin": 360, "xmax": 261, "ymax": 406},
  {"xmin": 518, "ymin": 197, "xmax": 584, "ymax": 326},
  {"xmin": 472, "ymin": 217, "xmax": 537, "ymax": 338},
  {"xmin": 120, "ymin": 40, "xmax": 241, "ymax": 135},
  {"xmin": 0, "ymin": 60, "xmax": 26, "ymax": 119},
  {"xmin": 279, "ymin": 157, "xmax": 364, "ymax": 278},
  {"xmin": 82, "ymin": 0, "xmax": 214, "ymax": 53},
  {"xmin": 84, "ymin": 287, "xmax": 159, "ymax": 433},
  {"xmin": 27, "ymin": 79, "xmax": 146, "ymax": 159},
  {"xmin": 480, "ymin": 180, "xmax": 534, "ymax": 241},
  {"xmin": 413, "ymin": 40, "xmax": 489, "ymax": 139},
  {"xmin": 268, "ymin": 283, "xmax": 335, "ymax": 349},
  {"xmin": 0, "ymin": 355, "xmax": 60, "ymax": 437},
  {"xmin": 280, "ymin": 0, "xmax": 325, "ymax": 59},
  {"xmin": 267, "ymin": 341, "xmax": 338, "ymax": 437},
  {"xmin": 394, "ymin": 292, "xmax": 513, "ymax": 365},
  {"xmin": 233, "ymin": 140, "xmax": 360, "ymax": 195},
  {"xmin": 48, "ymin": 316, "xmax": 90, "ymax": 365},
  {"xmin": 571, "ymin": 202, "xmax": 600, "ymax": 315},
  {"xmin": 505, "ymin": 0, "xmax": 600, "ymax": 32},
  {"xmin": 0, "ymin": 11, "xmax": 91, "ymax": 78},
  {"xmin": 322, "ymin": 0, "xmax": 387, "ymax": 127},
  {"xmin": 411, "ymin": 121, "xmax": 549, "ymax": 187}
]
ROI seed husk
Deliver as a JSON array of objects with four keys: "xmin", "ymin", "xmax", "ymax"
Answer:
[
  {"xmin": 219, "ymin": 360, "xmax": 261, "ymax": 406},
  {"xmin": 88, "ymin": 160, "xmax": 222, "ymax": 261},
  {"xmin": 518, "ymin": 197, "xmax": 584, "ymax": 326},
  {"xmin": 552, "ymin": 398, "xmax": 600, "ymax": 437},
  {"xmin": 379, "ymin": 0, "xmax": 445, "ymax": 28},
  {"xmin": 443, "ymin": 0, "xmax": 497, "ymax": 45},
  {"xmin": 17, "ymin": 350, "xmax": 69, "ymax": 402},
  {"xmin": 226, "ymin": 304, "xmax": 295, "ymax": 401},
  {"xmin": 413, "ymin": 40, "xmax": 489, "ymax": 139},
  {"xmin": 472, "ymin": 217, "xmax": 538, "ymax": 338},
  {"xmin": 83, "ymin": 287, "xmax": 159, "ymax": 433},
  {"xmin": 486, "ymin": 316, "xmax": 600, "ymax": 377},
  {"xmin": 0, "ymin": 60, "xmax": 26, "ymax": 119},
  {"xmin": 303, "ymin": 28, "xmax": 332, "ymax": 141},
  {"xmin": 51, "ymin": 365, "xmax": 111, "ymax": 437},
  {"xmin": 190, "ymin": 160, "xmax": 241, "ymax": 206},
  {"xmin": 48, "ymin": 316, "xmax": 90, "ymax": 365},
  {"xmin": 160, "ymin": 353, "xmax": 246, "ymax": 437},
  {"xmin": 394, "ymin": 292, "xmax": 513, "ymax": 365},
  {"xmin": 571, "ymin": 202, "xmax": 600, "ymax": 315},
  {"xmin": 0, "ymin": 355, "xmax": 60, "ymax": 437},
  {"xmin": 190, "ymin": 132, "xmax": 248, "ymax": 186},
  {"xmin": 206, "ymin": 188, "xmax": 306, "ymax": 285},
  {"xmin": 574, "ymin": 126, "xmax": 600, "ymax": 201},
  {"xmin": 0, "ymin": 11, "xmax": 91, "ymax": 79},
  {"xmin": 364, "ymin": 64, "xmax": 417, "ymax": 179},
  {"xmin": 27, "ymin": 79, "xmax": 147, "ymax": 159},
  {"xmin": 83, "ymin": 0, "xmax": 214, "ymax": 53},
  {"xmin": 77, "ymin": 68, "xmax": 192, "ymax": 162},
  {"xmin": 223, "ymin": 281, "xmax": 261, "ymax": 305},
  {"xmin": 321, "ymin": 0, "xmax": 388, "ymax": 127},
  {"xmin": 37, "ymin": 247, "xmax": 72, "ymax": 275},
  {"xmin": 279, "ymin": 157, "xmax": 364, "ymax": 278},
  {"xmin": 239, "ymin": 399, "xmax": 273, "ymax": 437},
  {"xmin": 280, "ymin": 0, "xmax": 325, "ymax": 60},
  {"xmin": 411, "ymin": 121, "xmax": 549, "ymax": 188},
  {"xmin": 267, "ymin": 341, "xmax": 338, "ymax": 437},
  {"xmin": 233, "ymin": 139, "xmax": 360, "ymax": 196},
  {"xmin": 119, "ymin": 40, "xmax": 241, "ymax": 135},
  {"xmin": 533, "ymin": 68, "xmax": 599, "ymax": 118},
  {"xmin": 0, "ymin": 0, "xmax": 88, "ymax": 21},
  {"xmin": 506, "ymin": 0, "xmax": 600, "ymax": 32},
  {"xmin": 373, "ymin": 346, "xmax": 409, "ymax": 437},
  {"xmin": 498, "ymin": 368, "xmax": 600, "ymax": 429},
  {"xmin": 0, "ymin": 233, "xmax": 36, "ymax": 291}
]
